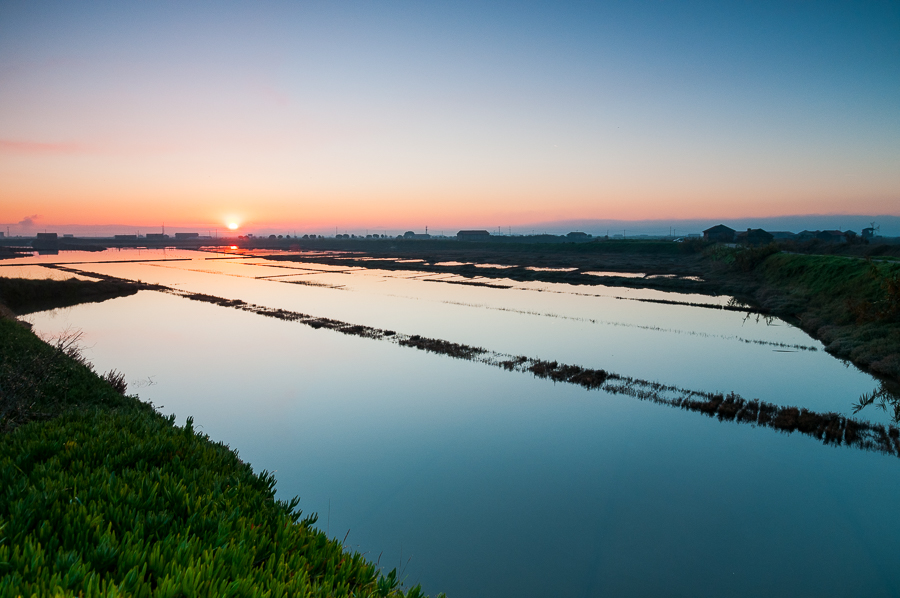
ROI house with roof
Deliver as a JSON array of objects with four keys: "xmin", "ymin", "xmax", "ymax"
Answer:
[{"xmin": 702, "ymin": 224, "xmax": 736, "ymax": 243}]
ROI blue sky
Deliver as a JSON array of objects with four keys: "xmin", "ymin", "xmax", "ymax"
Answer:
[{"xmin": 1, "ymin": 1, "xmax": 898, "ymax": 231}]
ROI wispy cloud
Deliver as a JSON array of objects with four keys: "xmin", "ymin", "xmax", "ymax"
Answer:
[
  {"xmin": 0, "ymin": 140, "xmax": 84, "ymax": 155},
  {"xmin": 18, "ymin": 214, "xmax": 39, "ymax": 227}
]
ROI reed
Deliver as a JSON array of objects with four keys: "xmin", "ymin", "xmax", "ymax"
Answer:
[{"xmin": 163, "ymin": 288, "xmax": 900, "ymax": 459}]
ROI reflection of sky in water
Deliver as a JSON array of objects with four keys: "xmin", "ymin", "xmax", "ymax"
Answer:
[
  {"xmin": 24, "ymin": 290, "xmax": 900, "ymax": 598},
  {"xmin": 26, "ymin": 249, "xmax": 885, "ymax": 422},
  {"xmin": 0, "ymin": 247, "xmax": 204, "ymax": 264},
  {"xmin": 0, "ymin": 264, "xmax": 100, "ymax": 280}
]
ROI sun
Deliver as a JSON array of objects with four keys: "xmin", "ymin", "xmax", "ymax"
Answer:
[{"xmin": 227, "ymin": 222, "xmax": 239, "ymax": 230}]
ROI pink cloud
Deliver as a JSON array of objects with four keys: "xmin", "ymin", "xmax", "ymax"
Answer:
[{"xmin": 0, "ymin": 139, "xmax": 85, "ymax": 155}]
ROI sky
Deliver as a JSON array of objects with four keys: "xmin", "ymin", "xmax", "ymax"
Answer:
[{"xmin": 1, "ymin": 1, "xmax": 898, "ymax": 235}]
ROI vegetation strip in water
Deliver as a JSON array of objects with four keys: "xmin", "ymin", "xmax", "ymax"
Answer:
[
  {"xmin": 259, "ymin": 240, "xmax": 900, "ymax": 384},
  {"xmin": 0, "ymin": 276, "xmax": 139, "ymax": 317},
  {"xmin": 0, "ymin": 306, "xmax": 436, "ymax": 597},
  {"xmin": 261, "ymin": 243, "xmax": 715, "ymax": 295},
  {"xmin": 164, "ymin": 289, "xmax": 900, "ymax": 458},
  {"xmin": 37, "ymin": 260, "xmax": 900, "ymax": 420}
]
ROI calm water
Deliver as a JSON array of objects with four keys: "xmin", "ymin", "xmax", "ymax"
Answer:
[{"xmin": 8, "ymin": 249, "xmax": 900, "ymax": 597}]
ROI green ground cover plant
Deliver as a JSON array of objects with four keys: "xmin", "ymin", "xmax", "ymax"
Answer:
[{"xmin": 0, "ymin": 316, "xmax": 432, "ymax": 597}]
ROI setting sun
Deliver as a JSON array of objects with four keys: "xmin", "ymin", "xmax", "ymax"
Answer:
[{"xmin": 227, "ymin": 222, "xmax": 239, "ymax": 230}]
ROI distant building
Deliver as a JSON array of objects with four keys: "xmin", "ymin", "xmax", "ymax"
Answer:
[
  {"xmin": 816, "ymin": 230, "xmax": 846, "ymax": 244},
  {"xmin": 457, "ymin": 230, "xmax": 491, "ymax": 241},
  {"xmin": 736, "ymin": 228, "xmax": 774, "ymax": 246},
  {"xmin": 796, "ymin": 230, "xmax": 819, "ymax": 241},
  {"xmin": 768, "ymin": 231, "xmax": 797, "ymax": 241},
  {"xmin": 146, "ymin": 233, "xmax": 169, "ymax": 240},
  {"xmin": 63, "ymin": 234, "xmax": 74, "ymax": 238},
  {"xmin": 862, "ymin": 227, "xmax": 876, "ymax": 240},
  {"xmin": 114, "ymin": 234, "xmax": 137, "ymax": 240},
  {"xmin": 174, "ymin": 232, "xmax": 200, "ymax": 240},
  {"xmin": 566, "ymin": 231, "xmax": 591, "ymax": 240},
  {"xmin": 33, "ymin": 232, "xmax": 59, "ymax": 250},
  {"xmin": 703, "ymin": 224, "xmax": 736, "ymax": 243},
  {"xmin": 403, "ymin": 231, "xmax": 431, "ymax": 239}
]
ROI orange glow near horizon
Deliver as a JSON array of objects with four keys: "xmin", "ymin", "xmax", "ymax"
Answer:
[
  {"xmin": 2, "ymin": 184, "xmax": 898, "ymax": 234},
  {"xmin": 1, "ymin": 2, "xmax": 898, "ymax": 236}
]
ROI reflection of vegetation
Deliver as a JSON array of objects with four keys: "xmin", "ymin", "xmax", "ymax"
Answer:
[
  {"xmin": 165, "ymin": 287, "xmax": 900, "ymax": 458},
  {"xmin": 853, "ymin": 382, "xmax": 900, "ymax": 423},
  {"xmin": 741, "ymin": 310, "xmax": 775, "ymax": 326}
]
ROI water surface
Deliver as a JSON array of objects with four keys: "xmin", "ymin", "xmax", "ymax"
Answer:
[{"xmin": 14, "ymin": 249, "xmax": 900, "ymax": 597}]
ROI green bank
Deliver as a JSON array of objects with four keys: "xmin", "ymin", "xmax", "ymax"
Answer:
[
  {"xmin": 0, "ymin": 299, "xmax": 436, "ymax": 597},
  {"xmin": 708, "ymin": 249, "xmax": 900, "ymax": 384}
]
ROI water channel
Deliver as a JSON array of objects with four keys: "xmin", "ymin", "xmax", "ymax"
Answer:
[{"xmin": 4, "ymin": 248, "xmax": 899, "ymax": 597}]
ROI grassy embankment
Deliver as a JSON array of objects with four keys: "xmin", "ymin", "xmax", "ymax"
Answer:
[
  {"xmin": 0, "ymin": 281, "xmax": 433, "ymax": 597},
  {"xmin": 715, "ymin": 250, "xmax": 900, "ymax": 384}
]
